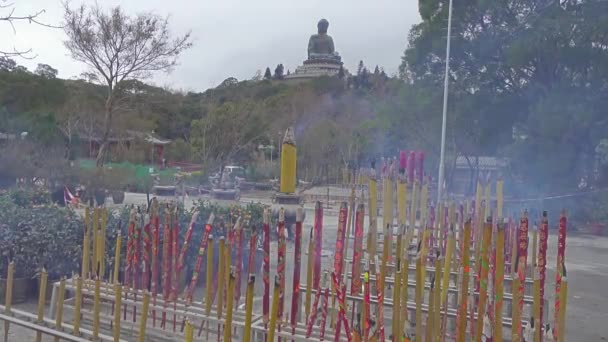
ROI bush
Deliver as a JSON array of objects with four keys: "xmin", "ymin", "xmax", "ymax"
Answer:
[{"xmin": 0, "ymin": 194, "xmax": 83, "ymax": 278}]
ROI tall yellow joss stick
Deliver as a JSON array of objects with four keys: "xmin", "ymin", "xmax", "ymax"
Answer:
[
  {"xmin": 427, "ymin": 274, "xmax": 435, "ymax": 342},
  {"xmin": 494, "ymin": 222, "xmax": 505, "ymax": 342},
  {"xmin": 484, "ymin": 181, "xmax": 491, "ymax": 216},
  {"xmin": 137, "ymin": 291, "xmax": 150, "ymax": 342},
  {"xmin": 114, "ymin": 232, "xmax": 122, "ymax": 284},
  {"xmin": 380, "ymin": 222, "xmax": 390, "ymax": 293},
  {"xmin": 268, "ymin": 276, "xmax": 281, "ymax": 342},
  {"xmin": 496, "ymin": 178, "xmax": 504, "ymax": 218},
  {"xmin": 35, "ymin": 268, "xmax": 48, "ymax": 342},
  {"xmin": 511, "ymin": 274, "xmax": 521, "ymax": 342},
  {"xmin": 533, "ymin": 267, "xmax": 541, "ymax": 342},
  {"xmin": 368, "ymin": 176, "xmax": 378, "ymax": 258},
  {"xmin": 457, "ymin": 220, "xmax": 472, "ymax": 342},
  {"xmin": 3, "ymin": 261, "xmax": 14, "ymax": 342},
  {"xmin": 244, "ymin": 274, "xmax": 255, "ymax": 342},
  {"xmin": 410, "ymin": 180, "xmax": 419, "ymax": 238},
  {"xmin": 382, "ymin": 177, "xmax": 394, "ymax": 267},
  {"xmin": 217, "ymin": 237, "xmax": 226, "ymax": 330},
  {"xmin": 101, "ymin": 208, "xmax": 107, "ymax": 278},
  {"xmin": 393, "ymin": 268, "xmax": 402, "ymax": 341},
  {"xmin": 113, "ymin": 284, "xmax": 122, "ymax": 342},
  {"xmin": 475, "ymin": 217, "xmax": 493, "ymax": 342},
  {"xmin": 433, "ymin": 257, "xmax": 442, "ymax": 342},
  {"xmin": 557, "ymin": 275, "xmax": 567, "ymax": 342},
  {"xmin": 280, "ymin": 127, "xmax": 297, "ymax": 194},
  {"xmin": 73, "ymin": 276, "xmax": 83, "ymax": 336},
  {"xmin": 185, "ymin": 320, "xmax": 194, "ymax": 342},
  {"xmin": 92, "ymin": 207, "xmax": 99, "ymax": 276},
  {"xmin": 441, "ymin": 229, "xmax": 454, "ymax": 339},
  {"xmin": 92, "ymin": 277, "xmax": 101, "ymax": 340},
  {"xmin": 54, "ymin": 278, "xmax": 66, "ymax": 342},
  {"xmin": 223, "ymin": 268, "xmax": 236, "ymax": 342},
  {"xmin": 401, "ymin": 251, "xmax": 410, "ymax": 327},
  {"xmin": 415, "ymin": 256, "xmax": 423, "ymax": 342},
  {"xmin": 532, "ymin": 225, "xmax": 538, "ymax": 270},
  {"xmin": 419, "ymin": 182, "xmax": 430, "ymax": 284},
  {"xmin": 82, "ymin": 207, "xmax": 90, "ymax": 279}
]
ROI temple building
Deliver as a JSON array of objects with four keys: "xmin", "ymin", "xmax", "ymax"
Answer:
[{"xmin": 286, "ymin": 19, "xmax": 349, "ymax": 80}]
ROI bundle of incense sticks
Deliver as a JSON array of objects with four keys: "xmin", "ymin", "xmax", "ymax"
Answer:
[
  {"xmin": 142, "ymin": 214, "xmax": 152, "ymax": 290},
  {"xmin": 150, "ymin": 200, "xmax": 160, "ymax": 326},
  {"xmin": 291, "ymin": 208, "xmax": 304, "ymax": 331},
  {"xmin": 277, "ymin": 209, "xmax": 287, "ymax": 333},
  {"xmin": 313, "ymin": 201, "xmax": 324, "ymax": 290},
  {"xmin": 516, "ymin": 212, "xmax": 529, "ymax": 336},
  {"xmin": 262, "ymin": 209, "xmax": 270, "ymax": 325},
  {"xmin": 184, "ymin": 214, "xmax": 214, "ymax": 303},
  {"xmin": 553, "ymin": 212, "xmax": 567, "ymax": 340},
  {"xmin": 539, "ymin": 211, "xmax": 549, "ymax": 333}
]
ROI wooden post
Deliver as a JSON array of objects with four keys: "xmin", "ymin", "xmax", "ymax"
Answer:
[
  {"xmin": 495, "ymin": 222, "xmax": 505, "ymax": 342},
  {"xmin": 244, "ymin": 274, "xmax": 255, "ymax": 342},
  {"xmin": 224, "ymin": 268, "xmax": 236, "ymax": 342},
  {"xmin": 3, "ymin": 261, "xmax": 14, "ymax": 342},
  {"xmin": 53, "ymin": 278, "xmax": 66, "ymax": 342},
  {"xmin": 268, "ymin": 276, "xmax": 281, "ymax": 342},
  {"xmin": 35, "ymin": 268, "xmax": 48, "ymax": 342},
  {"xmin": 114, "ymin": 232, "xmax": 122, "ymax": 284},
  {"xmin": 113, "ymin": 284, "xmax": 122, "ymax": 342},
  {"xmin": 73, "ymin": 276, "xmax": 83, "ymax": 336},
  {"xmin": 138, "ymin": 291, "xmax": 150, "ymax": 342},
  {"xmin": 475, "ymin": 217, "xmax": 493, "ymax": 342},
  {"xmin": 93, "ymin": 277, "xmax": 101, "ymax": 340}
]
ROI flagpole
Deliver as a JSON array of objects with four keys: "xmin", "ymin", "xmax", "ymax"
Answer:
[{"xmin": 437, "ymin": 0, "xmax": 453, "ymax": 205}]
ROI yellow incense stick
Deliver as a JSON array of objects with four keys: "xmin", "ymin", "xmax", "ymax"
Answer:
[
  {"xmin": 398, "ymin": 179, "xmax": 407, "ymax": 227},
  {"xmin": 368, "ymin": 177, "xmax": 378, "ymax": 257},
  {"xmin": 53, "ymin": 278, "xmax": 66, "ymax": 342},
  {"xmin": 393, "ymin": 268, "xmax": 402, "ymax": 341},
  {"xmin": 415, "ymin": 256, "xmax": 422, "ymax": 342},
  {"xmin": 495, "ymin": 222, "xmax": 505, "ymax": 342},
  {"xmin": 382, "ymin": 178, "xmax": 394, "ymax": 266},
  {"xmin": 35, "ymin": 268, "xmax": 47, "ymax": 342},
  {"xmin": 224, "ymin": 268, "xmax": 236, "ymax": 341},
  {"xmin": 532, "ymin": 226, "xmax": 538, "ymax": 270},
  {"xmin": 113, "ymin": 284, "xmax": 122, "ymax": 342},
  {"xmin": 496, "ymin": 178, "xmax": 504, "ymax": 218},
  {"xmin": 475, "ymin": 218, "xmax": 493, "ymax": 342},
  {"xmin": 114, "ymin": 232, "xmax": 122, "ymax": 284},
  {"xmin": 204, "ymin": 235, "xmax": 214, "ymax": 338},
  {"xmin": 244, "ymin": 274, "xmax": 255, "ymax": 342},
  {"xmin": 73, "ymin": 276, "xmax": 83, "ymax": 336},
  {"xmin": 484, "ymin": 182, "xmax": 491, "ymax": 216},
  {"xmin": 401, "ymin": 252, "xmax": 410, "ymax": 326},
  {"xmin": 432, "ymin": 257, "xmax": 442, "ymax": 342},
  {"xmin": 3, "ymin": 261, "xmax": 14, "ymax": 342},
  {"xmin": 217, "ymin": 237, "xmax": 226, "ymax": 327},
  {"xmin": 137, "ymin": 291, "xmax": 150, "ymax": 342},
  {"xmin": 101, "ymin": 208, "xmax": 107, "ymax": 278},
  {"xmin": 533, "ymin": 267, "xmax": 541, "ymax": 342},
  {"xmin": 185, "ymin": 320, "xmax": 194, "ymax": 342},
  {"xmin": 83, "ymin": 208, "xmax": 90, "ymax": 279},
  {"xmin": 92, "ymin": 207, "xmax": 99, "ymax": 276},
  {"xmin": 92, "ymin": 277, "xmax": 101, "ymax": 339},
  {"xmin": 457, "ymin": 220, "xmax": 471, "ymax": 342},
  {"xmin": 511, "ymin": 275, "xmax": 521, "ymax": 342},
  {"xmin": 557, "ymin": 276, "xmax": 567, "ymax": 342},
  {"xmin": 268, "ymin": 276, "xmax": 281, "ymax": 342}
]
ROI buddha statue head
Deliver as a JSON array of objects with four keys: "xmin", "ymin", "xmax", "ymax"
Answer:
[{"xmin": 317, "ymin": 19, "xmax": 329, "ymax": 35}]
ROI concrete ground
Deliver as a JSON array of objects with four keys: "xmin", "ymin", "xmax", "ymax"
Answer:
[{"xmin": 3, "ymin": 189, "xmax": 608, "ymax": 341}]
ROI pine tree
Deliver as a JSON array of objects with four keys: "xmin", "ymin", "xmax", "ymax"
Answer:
[
  {"xmin": 274, "ymin": 64, "xmax": 284, "ymax": 80},
  {"xmin": 264, "ymin": 67, "xmax": 272, "ymax": 80}
]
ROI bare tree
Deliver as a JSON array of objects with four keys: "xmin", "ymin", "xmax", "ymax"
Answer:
[
  {"xmin": 63, "ymin": 3, "xmax": 192, "ymax": 166},
  {"xmin": 1, "ymin": 1, "xmax": 58, "ymax": 58}
]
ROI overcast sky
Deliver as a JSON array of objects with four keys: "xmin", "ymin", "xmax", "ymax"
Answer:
[{"xmin": 2, "ymin": 0, "xmax": 420, "ymax": 91}]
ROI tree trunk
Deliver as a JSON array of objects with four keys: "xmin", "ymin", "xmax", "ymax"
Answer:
[{"xmin": 96, "ymin": 89, "xmax": 114, "ymax": 167}]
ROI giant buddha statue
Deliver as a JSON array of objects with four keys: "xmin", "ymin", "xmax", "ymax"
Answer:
[{"xmin": 306, "ymin": 19, "xmax": 342, "ymax": 65}]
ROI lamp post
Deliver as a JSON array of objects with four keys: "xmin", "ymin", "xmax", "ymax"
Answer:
[{"xmin": 437, "ymin": 0, "xmax": 454, "ymax": 205}]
